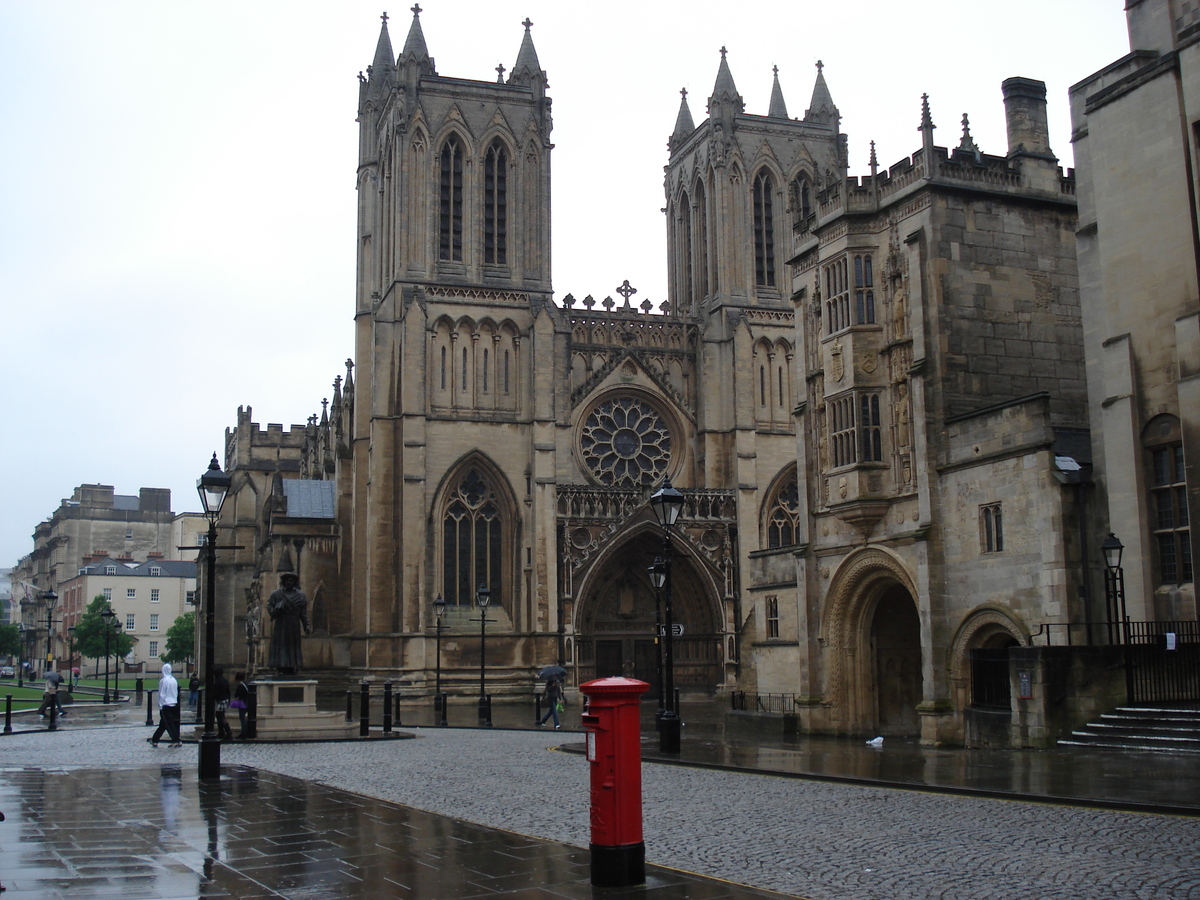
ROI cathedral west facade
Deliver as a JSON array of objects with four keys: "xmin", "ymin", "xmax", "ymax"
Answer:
[{"xmin": 211, "ymin": 9, "xmax": 1096, "ymax": 746}]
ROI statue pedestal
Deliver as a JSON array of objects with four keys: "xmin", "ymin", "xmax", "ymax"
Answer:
[{"xmin": 251, "ymin": 679, "xmax": 360, "ymax": 741}]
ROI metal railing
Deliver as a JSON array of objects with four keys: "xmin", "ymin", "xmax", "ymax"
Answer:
[{"xmin": 729, "ymin": 691, "xmax": 804, "ymax": 714}]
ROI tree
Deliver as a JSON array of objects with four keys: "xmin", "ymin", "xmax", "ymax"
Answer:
[
  {"xmin": 161, "ymin": 611, "xmax": 195, "ymax": 669},
  {"xmin": 0, "ymin": 624, "xmax": 20, "ymax": 660},
  {"xmin": 74, "ymin": 595, "xmax": 136, "ymax": 671}
]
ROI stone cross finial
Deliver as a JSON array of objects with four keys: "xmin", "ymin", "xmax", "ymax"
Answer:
[
  {"xmin": 720, "ymin": 46, "xmax": 727, "ymax": 59},
  {"xmin": 616, "ymin": 280, "xmax": 637, "ymax": 304},
  {"xmin": 411, "ymin": 4, "xmax": 421, "ymax": 17},
  {"xmin": 381, "ymin": 11, "xmax": 389, "ymax": 24},
  {"xmin": 496, "ymin": 63, "xmax": 506, "ymax": 82},
  {"xmin": 681, "ymin": 87, "xmax": 687, "ymax": 100},
  {"xmin": 773, "ymin": 65, "xmax": 779, "ymax": 77},
  {"xmin": 816, "ymin": 60, "xmax": 823, "ymax": 75},
  {"xmin": 522, "ymin": 17, "xmax": 533, "ymax": 30}
]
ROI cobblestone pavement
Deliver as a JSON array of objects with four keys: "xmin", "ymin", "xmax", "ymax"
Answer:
[{"xmin": 1, "ymin": 720, "xmax": 1198, "ymax": 899}]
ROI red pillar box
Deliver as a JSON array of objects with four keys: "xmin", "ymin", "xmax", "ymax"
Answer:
[{"xmin": 580, "ymin": 676, "xmax": 649, "ymax": 887}]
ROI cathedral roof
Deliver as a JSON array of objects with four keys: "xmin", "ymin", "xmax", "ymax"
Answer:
[{"xmin": 768, "ymin": 66, "xmax": 788, "ymax": 118}]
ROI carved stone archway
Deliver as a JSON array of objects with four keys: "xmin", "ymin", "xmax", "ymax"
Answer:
[{"xmin": 820, "ymin": 547, "xmax": 920, "ymax": 734}]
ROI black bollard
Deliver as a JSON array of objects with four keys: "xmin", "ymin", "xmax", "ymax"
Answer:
[
  {"xmin": 534, "ymin": 691, "xmax": 543, "ymax": 725},
  {"xmin": 440, "ymin": 692, "xmax": 449, "ymax": 727},
  {"xmin": 135, "ymin": 676, "xmax": 144, "ymax": 707},
  {"xmin": 483, "ymin": 694, "xmax": 493, "ymax": 728},
  {"xmin": 3, "ymin": 694, "xmax": 11, "ymax": 735},
  {"xmin": 146, "ymin": 689, "xmax": 156, "ymax": 726},
  {"xmin": 383, "ymin": 681, "xmax": 393, "ymax": 733},
  {"xmin": 194, "ymin": 688, "xmax": 204, "ymax": 725},
  {"xmin": 246, "ymin": 683, "xmax": 258, "ymax": 740},
  {"xmin": 394, "ymin": 692, "xmax": 403, "ymax": 727},
  {"xmin": 48, "ymin": 695, "xmax": 57, "ymax": 732},
  {"xmin": 345, "ymin": 690, "xmax": 353, "ymax": 721},
  {"xmin": 359, "ymin": 681, "xmax": 370, "ymax": 737}
]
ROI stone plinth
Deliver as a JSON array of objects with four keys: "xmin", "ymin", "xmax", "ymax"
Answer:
[{"xmin": 251, "ymin": 679, "xmax": 360, "ymax": 740}]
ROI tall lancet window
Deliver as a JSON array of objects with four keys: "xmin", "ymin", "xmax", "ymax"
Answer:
[
  {"xmin": 439, "ymin": 136, "xmax": 464, "ymax": 261},
  {"xmin": 442, "ymin": 468, "xmax": 504, "ymax": 606},
  {"xmin": 753, "ymin": 170, "xmax": 776, "ymax": 287},
  {"xmin": 484, "ymin": 140, "xmax": 507, "ymax": 264},
  {"xmin": 695, "ymin": 180, "xmax": 709, "ymax": 300}
]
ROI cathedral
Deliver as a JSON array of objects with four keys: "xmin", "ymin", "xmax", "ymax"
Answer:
[{"xmin": 211, "ymin": 8, "xmax": 1095, "ymax": 747}]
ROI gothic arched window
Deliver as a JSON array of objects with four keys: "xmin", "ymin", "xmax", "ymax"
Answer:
[
  {"xmin": 753, "ymin": 170, "xmax": 776, "ymax": 287},
  {"xmin": 484, "ymin": 140, "xmax": 507, "ymax": 264},
  {"xmin": 442, "ymin": 468, "xmax": 505, "ymax": 606},
  {"xmin": 766, "ymin": 473, "xmax": 800, "ymax": 548},
  {"xmin": 439, "ymin": 136, "xmax": 464, "ymax": 261}
]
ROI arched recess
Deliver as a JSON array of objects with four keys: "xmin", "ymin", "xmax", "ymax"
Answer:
[
  {"xmin": 949, "ymin": 606, "xmax": 1028, "ymax": 714},
  {"xmin": 571, "ymin": 521, "xmax": 725, "ymax": 694},
  {"xmin": 761, "ymin": 464, "xmax": 800, "ymax": 549},
  {"xmin": 821, "ymin": 547, "xmax": 922, "ymax": 735},
  {"xmin": 430, "ymin": 452, "xmax": 521, "ymax": 622}
]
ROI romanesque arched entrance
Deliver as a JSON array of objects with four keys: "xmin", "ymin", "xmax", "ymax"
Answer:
[
  {"xmin": 871, "ymin": 585, "xmax": 922, "ymax": 735},
  {"xmin": 574, "ymin": 532, "xmax": 723, "ymax": 694}
]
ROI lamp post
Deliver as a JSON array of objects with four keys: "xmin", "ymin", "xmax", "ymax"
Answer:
[
  {"xmin": 649, "ymin": 479, "xmax": 684, "ymax": 754},
  {"xmin": 197, "ymin": 453, "xmax": 232, "ymax": 780},
  {"xmin": 68, "ymin": 627, "xmax": 77, "ymax": 686},
  {"xmin": 433, "ymin": 593, "xmax": 447, "ymax": 726},
  {"xmin": 647, "ymin": 557, "xmax": 667, "ymax": 726},
  {"xmin": 16, "ymin": 625, "xmax": 24, "ymax": 688},
  {"xmin": 101, "ymin": 606, "xmax": 116, "ymax": 702},
  {"xmin": 475, "ymin": 582, "xmax": 493, "ymax": 727},
  {"xmin": 42, "ymin": 590, "xmax": 58, "ymax": 673},
  {"xmin": 1101, "ymin": 532, "xmax": 1127, "ymax": 645}
]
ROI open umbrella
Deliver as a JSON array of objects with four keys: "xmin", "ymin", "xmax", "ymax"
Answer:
[{"xmin": 538, "ymin": 665, "xmax": 567, "ymax": 681}]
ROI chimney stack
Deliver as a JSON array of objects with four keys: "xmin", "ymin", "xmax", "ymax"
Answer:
[{"xmin": 1002, "ymin": 77, "xmax": 1054, "ymax": 160}]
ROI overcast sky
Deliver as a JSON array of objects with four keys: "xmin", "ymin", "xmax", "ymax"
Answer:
[{"xmin": 1, "ymin": 1, "xmax": 1130, "ymax": 568}]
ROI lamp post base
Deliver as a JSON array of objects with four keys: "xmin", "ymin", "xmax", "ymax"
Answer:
[
  {"xmin": 477, "ymin": 695, "xmax": 492, "ymax": 727},
  {"xmin": 198, "ymin": 734, "xmax": 222, "ymax": 780},
  {"xmin": 658, "ymin": 710, "xmax": 680, "ymax": 754}
]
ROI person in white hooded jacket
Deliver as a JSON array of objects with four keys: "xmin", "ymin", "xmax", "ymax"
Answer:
[{"xmin": 148, "ymin": 662, "xmax": 182, "ymax": 747}]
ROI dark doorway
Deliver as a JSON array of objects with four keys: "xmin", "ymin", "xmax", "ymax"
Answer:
[
  {"xmin": 871, "ymin": 586, "xmax": 922, "ymax": 735},
  {"xmin": 595, "ymin": 640, "xmax": 622, "ymax": 678},
  {"xmin": 634, "ymin": 639, "xmax": 660, "ymax": 694}
]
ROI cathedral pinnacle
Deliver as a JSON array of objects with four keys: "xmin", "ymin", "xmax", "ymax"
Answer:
[
  {"xmin": 708, "ymin": 46, "xmax": 744, "ymax": 119},
  {"xmin": 509, "ymin": 16, "xmax": 548, "ymax": 92},
  {"xmin": 957, "ymin": 112, "xmax": 981, "ymax": 158},
  {"xmin": 803, "ymin": 59, "xmax": 838, "ymax": 124},
  {"xmin": 671, "ymin": 87, "xmax": 696, "ymax": 149},
  {"xmin": 367, "ymin": 10, "xmax": 397, "ymax": 96},
  {"xmin": 768, "ymin": 65, "xmax": 788, "ymax": 118},
  {"xmin": 399, "ymin": 3, "xmax": 434, "ymax": 73},
  {"xmin": 919, "ymin": 93, "xmax": 935, "ymax": 131}
]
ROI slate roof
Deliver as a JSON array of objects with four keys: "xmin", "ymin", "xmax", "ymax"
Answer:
[{"xmin": 284, "ymin": 480, "xmax": 336, "ymax": 519}]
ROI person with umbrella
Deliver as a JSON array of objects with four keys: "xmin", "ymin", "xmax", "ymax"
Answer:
[{"xmin": 537, "ymin": 665, "xmax": 567, "ymax": 730}]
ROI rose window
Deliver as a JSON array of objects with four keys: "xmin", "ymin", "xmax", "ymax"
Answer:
[{"xmin": 580, "ymin": 397, "xmax": 671, "ymax": 487}]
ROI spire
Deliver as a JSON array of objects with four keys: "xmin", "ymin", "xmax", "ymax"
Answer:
[
  {"xmin": 671, "ymin": 88, "xmax": 696, "ymax": 148},
  {"xmin": 803, "ymin": 60, "xmax": 838, "ymax": 123},
  {"xmin": 869, "ymin": 140, "xmax": 878, "ymax": 176},
  {"xmin": 957, "ymin": 112, "xmax": 981, "ymax": 160},
  {"xmin": 366, "ymin": 11, "xmax": 397, "ymax": 98},
  {"xmin": 509, "ymin": 17, "xmax": 547, "ymax": 93},
  {"xmin": 768, "ymin": 65, "xmax": 788, "ymax": 118},
  {"xmin": 919, "ymin": 93, "xmax": 936, "ymax": 159},
  {"xmin": 399, "ymin": 4, "xmax": 435, "ymax": 75},
  {"xmin": 707, "ymin": 46, "xmax": 744, "ymax": 119}
]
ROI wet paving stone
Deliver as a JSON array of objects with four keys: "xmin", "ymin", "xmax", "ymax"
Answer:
[{"xmin": 0, "ymin": 765, "xmax": 788, "ymax": 900}]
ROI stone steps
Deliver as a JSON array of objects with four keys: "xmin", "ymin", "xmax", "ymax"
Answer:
[{"xmin": 1058, "ymin": 706, "xmax": 1200, "ymax": 754}]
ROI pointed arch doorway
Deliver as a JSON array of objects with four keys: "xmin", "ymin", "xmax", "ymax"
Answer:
[
  {"xmin": 575, "ymin": 534, "xmax": 723, "ymax": 695},
  {"xmin": 871, "ymin": 585, "xmax": 922, "ymax": 735}
]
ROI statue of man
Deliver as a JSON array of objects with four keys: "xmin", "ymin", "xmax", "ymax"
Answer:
[{"xmin": 267, "ymin": 573, "xmax": 310, "ymax": 676}]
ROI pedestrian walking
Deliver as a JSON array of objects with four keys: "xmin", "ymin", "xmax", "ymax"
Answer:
[
  {"xmin": 231, "ymin": 672, "xmax": 250, "ymax": 739},
  {"xmin": 37, "ymin": 670, "xmax": 66, "ymax": 719},
  {"xmin": 538, "ymin": 677, "xmax": 563, "ymax": 730},
  {"xmin": 188, "ymin": 674, "xmax": 201, "ymax": 710},
  {"xmin": 212, "ymin": 668, "xmax": 234, "ymax": 741},
  {"xmin": 148, "ymin": 663, "xmax": 182, "ymax": 747}
]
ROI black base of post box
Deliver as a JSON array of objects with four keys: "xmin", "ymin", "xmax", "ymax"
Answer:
[{"xmin": 590, "ymin": 842, "xmax": 645, "ymax": 887}]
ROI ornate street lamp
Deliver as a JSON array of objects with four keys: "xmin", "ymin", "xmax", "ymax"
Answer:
[
  {"xmin": 197, "ymin": 453, "xmax": 232, "ymax": 780},
  {"xmin": 649, "ymin": 479, "xmax": 684, "ymax": 754},
  {"xmin": 100, "ymin": 606, "xmax": 116, "ymax": 702},
  {"xmin": 433, "ymin": 593, "xmax": 448, "ymax": 726},
  {"xmin": 476, "ymin": 582, "xmax": 493, "ymax": 727},
  {"xmin": 1101, "ymin": 533, "xmax": 1127, "ymax": 645}
]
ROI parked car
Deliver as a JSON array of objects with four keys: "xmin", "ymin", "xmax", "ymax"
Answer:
[{"xmin": 0, "ymin": 667, "xmax": 14, "ymax": 679}]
